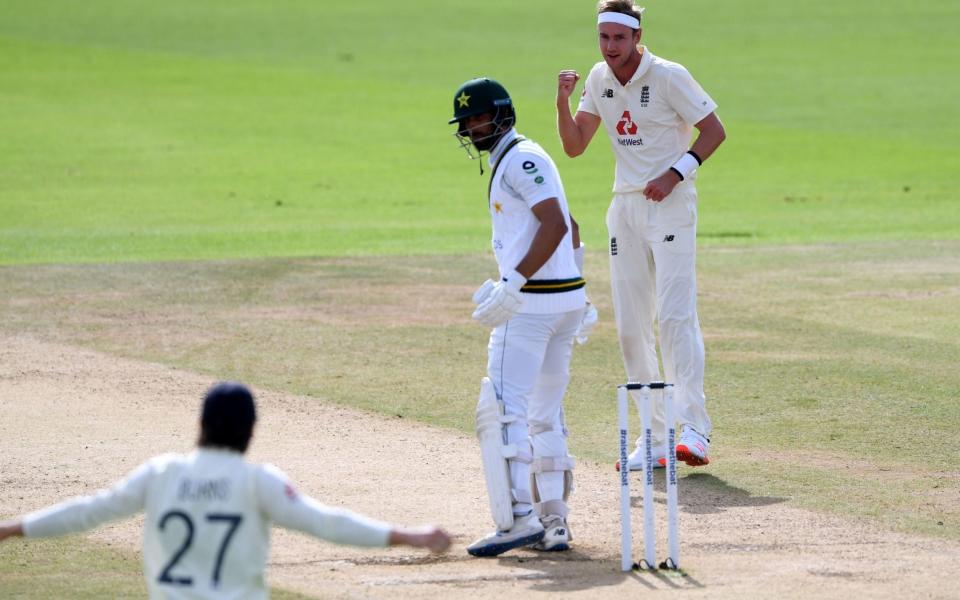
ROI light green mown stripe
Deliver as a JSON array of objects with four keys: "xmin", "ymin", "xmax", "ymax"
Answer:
[{"xmin": 1, "ymin": 1, "xmax": 958, "ymax": 265}]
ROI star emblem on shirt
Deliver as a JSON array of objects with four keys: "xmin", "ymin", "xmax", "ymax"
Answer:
[
  {"xmin": 457, "ymin": 91, "xmax": 471, "ymax": 108},
  {"xmin": 493, "ymin": 201, "xmax": 503, "ymax": 213}
]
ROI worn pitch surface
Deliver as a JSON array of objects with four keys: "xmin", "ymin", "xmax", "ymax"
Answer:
[{"xmin": 2, "ymin": 335, "xmax": 957, "ymax": 599}]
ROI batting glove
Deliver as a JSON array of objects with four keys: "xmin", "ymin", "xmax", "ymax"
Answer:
[
  {"xmin": 472, "ymin": 270, "xmax": 526, "ymax": 328},
  {"xmin": 472, "ymin": 279, "xmax": 497, "ymax": 305},
  {"xmin": 575, "ymin": 301, "xmax": 598, "ymax": 344}
]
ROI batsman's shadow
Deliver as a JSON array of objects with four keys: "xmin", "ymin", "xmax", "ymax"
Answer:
[
  {"xmin": 495, "ymin": 550, "xmax": 636, "ymax": 593},
  {"xmin": 495, "ymin": 550, "xmax": 704, "ymax": 593},
  {"xmin": 630, "ymin": 471, "xmax": 786, "ymax": 514}
]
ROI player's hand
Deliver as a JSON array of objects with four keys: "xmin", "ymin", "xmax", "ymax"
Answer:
[
  {"xmin": 419, "ymin": 526, "xmax": 452, "ymax": 553},
  {"xmin": 557, "ymin": 70, "xmax": 580, "ymax": 103},
  {"xmin": 0, "ymin": 520, "xmax": 23, "ymax": 542},
  {"xmin": 575, "ymin": 301, "xmax": 598, "ymax": 345},
  {"xmin": 472, "ymin": 271, "xmax": 525, "ymax": 328},
  {"xmin": 390, "ymin": 525, "xmax": 452, "ymax": 554},
  {"xmin": 472, "ymin": 279, "xmax": 496, "ymax": 305},
  {"xmin": 643, "ymin": 170, "xmax": 682, "ymax": 202}
]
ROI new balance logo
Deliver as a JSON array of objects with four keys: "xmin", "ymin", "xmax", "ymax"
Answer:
[
  {"xmin": 663, "ymin": 235, "xmax": 675, "ymax": 242},
  {"xmin": 610, "ymin": 237, "xmax": 618, "ymax": 256},
  {"xmin": 602, "ymin": 88, "xmax": 614, "ymax": 98}
]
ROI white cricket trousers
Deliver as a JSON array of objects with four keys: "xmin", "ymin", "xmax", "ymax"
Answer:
[
  {"xmin": 487, "ymin": 308, "xmax": 583, "ymax": 517},
  {"xmin": 606, "ymin": 183, "xmax": 712, "ymax": 448}
]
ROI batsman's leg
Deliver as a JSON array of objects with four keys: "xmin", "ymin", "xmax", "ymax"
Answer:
[
  {"xmin": 527, "ymin": 308, "xmax": 580, "ymax": 552},
  {"xmin": 468, "ymin": 316, "xmax": 555, "ymax": 557}
]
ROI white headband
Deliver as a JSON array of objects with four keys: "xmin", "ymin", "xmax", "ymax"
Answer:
[{"xmin": 597, "ymin": 11, "xmax": 642, "ymax": 30}]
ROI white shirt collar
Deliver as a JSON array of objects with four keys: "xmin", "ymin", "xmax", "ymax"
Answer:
[
  {"xmin": 603, "ymin": 46, "xmax": 653, "ymax": 87},
  {"xmin": 487, "ymin": 128, "xmax": 519, "ymax": 167}
]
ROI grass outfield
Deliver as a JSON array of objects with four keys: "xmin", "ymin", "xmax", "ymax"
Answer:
[
  {"xmin": 1, "ymin": 1, "xmax": 958, "ymax": 596},
  {"xmin": 0, "ymin": 537, "xmax": 311, "ymax": 600},
  {"xmin": 1, "ymin": 0, "xmax": 958, "ymax": 264}
]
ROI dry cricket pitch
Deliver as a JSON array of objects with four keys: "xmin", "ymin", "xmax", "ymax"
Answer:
[{"xmin": 2, "ymin": 335, "xmax": 958, "ymax": 599}]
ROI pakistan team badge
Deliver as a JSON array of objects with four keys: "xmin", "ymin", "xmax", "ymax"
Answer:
[
  {"xmin": 457, "ymin": 91, "xmax": 470, "ymax": 108},
  {"xmin": 535, "ymin": 175, "xmax": 544, "ymax": 184}
]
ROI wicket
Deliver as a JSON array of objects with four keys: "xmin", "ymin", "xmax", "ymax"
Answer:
[{"xmin": 618, "ymin": 382, "xmax": 680, "ymax": 571}]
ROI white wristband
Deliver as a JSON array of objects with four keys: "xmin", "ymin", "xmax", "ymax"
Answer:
[
  {"xmin": 670, "ymin": 152, "xmax": 700, "ymax": 181},
  {"xmin": 503, "ymin": 269, "xmax": 527, "ymax": 292},
  {"xmin": 573, "ymin": 244, "xmax": 585, "ymax": 274}
]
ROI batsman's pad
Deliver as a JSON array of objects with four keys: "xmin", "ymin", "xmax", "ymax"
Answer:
[
  {"xmin": 529, "ymin": 426, "xmax": 575, "ymax": 518},
  {"xmin": 476, "ymin": 377, "xmax": 515, "ymax": 531},
  {"xmin": 530, "ymin": 457, "xmax": 575, "ymax": 518}
]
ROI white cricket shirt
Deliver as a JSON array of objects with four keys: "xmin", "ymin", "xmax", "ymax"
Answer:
[
  {"xmin": 487, "ymin": 128, "xmax": 586, "ymax": 314},
  {"xmin": 577, "ymin": 48, "xmax": 718, "ymax": 193},
  {"xmin": 22, "ymin": 449, "xmax": 392, "ymax": 599}
]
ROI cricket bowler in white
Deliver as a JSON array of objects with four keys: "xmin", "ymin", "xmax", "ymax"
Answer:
[
  {"xmin": 557, "ymin": 1, "xmax": 727, "ymax": 469},
  {"xmin": 0, "ymin": 382, "xmax": 451, "ymax": 599},
  {"xmin": 449, "ymin": 77, "xmax": 592, "ymax": 557}
]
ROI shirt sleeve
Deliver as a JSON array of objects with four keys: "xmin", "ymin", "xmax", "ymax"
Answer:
[
  {"xmin": 666, "ymin": 65, "xmax": 718, "ymax": 126},
  {"xmin": 576, "ymin": 69, "xmax": 599, "ymax": 116},
  {"xmin": 255, "ymin": 464, "xmax": 391, "ymax": 548},
  {"xmin": 501, "ymin": 151, "xmax": 561, "ymax": 209},
  {"xmin": 22, "ymin": 461, "xmax": 153, "ymax": 538}
]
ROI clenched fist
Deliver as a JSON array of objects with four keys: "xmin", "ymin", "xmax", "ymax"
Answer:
[
  {"xmin": 557, "ymin": 70, "xmax": 581, "ymax": 104},
  {"xmin": 643, "ymin": 170, "xmax": 683, "ymax": 202}
]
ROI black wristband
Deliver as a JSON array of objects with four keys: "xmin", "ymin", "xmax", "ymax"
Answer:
[
  {"xmin": 669, "ymin": 166, "xmax": 684, "ymax": 181},
  {"xmin": 686, "ymin": 150, "xmax": 703, "ymax": 166}
]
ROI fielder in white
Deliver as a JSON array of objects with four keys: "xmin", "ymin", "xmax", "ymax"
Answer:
[
  {"xmin": 449, "ymin": 77, "xmax": 593, "ymax": 557},
  {"xmin": 557, "ymin": 1, "xmax": 727, "ymax": 469},
  {"xmin": 0, "ymin": 382, "xmax": 450, "ymax": 599}
]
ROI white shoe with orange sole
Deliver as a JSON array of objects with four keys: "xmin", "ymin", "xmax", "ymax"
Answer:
[{"xmin": 675, "ymin": 426, "xmax": 710, "ymax": 466}]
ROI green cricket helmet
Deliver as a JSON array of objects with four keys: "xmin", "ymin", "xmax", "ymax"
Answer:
[
  {"xmin": 448, "ymin": 77, "xmax": 515, "ymax": 124},
  {"xmin": 449, "ymin": 77, "xmax": 517, "ymax": 158}
]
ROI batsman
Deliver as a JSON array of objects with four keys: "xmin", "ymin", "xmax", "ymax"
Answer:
[{"xmin": 449, "ymin": 77, "xmax": 592, "ymax": 557}]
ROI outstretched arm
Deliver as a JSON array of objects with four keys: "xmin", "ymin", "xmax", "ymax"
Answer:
[
  {"xmin": 389, "ymin": 526, "xmax": 452, "ymax": 553},
  {"xmin": 0, "ymin": 462, "xmax": 151, "ymax": 541},
  {"xmin": 0, "ymin": 520, "xmax": 23, "ymax": 542},
  {"xmin": 257, "ymin": 466, "xmax": 450, "ymax": 553}
]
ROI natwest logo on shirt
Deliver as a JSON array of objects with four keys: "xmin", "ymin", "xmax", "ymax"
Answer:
[
  {"xmin": 616, "ymin": 111, "xmax": 638, "ymax": 136},
  {"xmin": 615, "ymin": 110, "xmax": 643, "ymax": 146}
]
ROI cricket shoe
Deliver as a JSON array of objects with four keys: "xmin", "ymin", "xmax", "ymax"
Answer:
[
  {"xmin": 467, "ymin": 512, "xmax": 544, "ymax": 557},
  {"xmin": 675, "ymin": 426, "xmax": 710, "ymax": 466},
  {"xmin": 530, "ymin": 514, "xmax": 572, "ymax": 552},
  {"xmin": 615, "ymin": 446, "xmax": 667, "ymax": 472}
]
